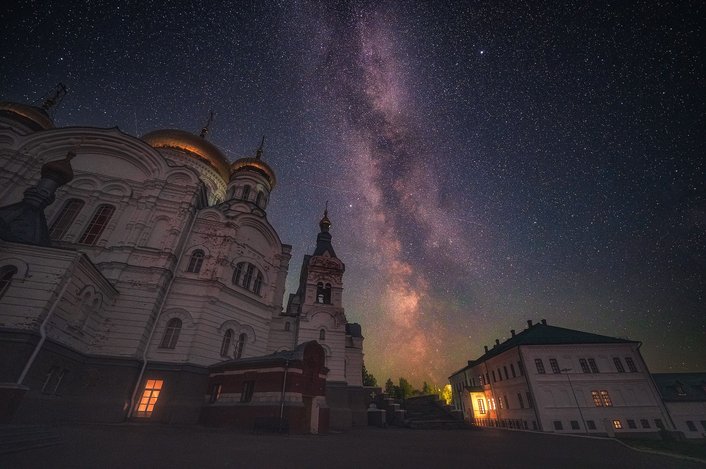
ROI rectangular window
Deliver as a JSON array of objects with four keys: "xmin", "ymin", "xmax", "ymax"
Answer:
[
  {"xmin": 240, "ymin": 381, "xmax": 255, "ymax": 403},
  {"xmin": 553, "ymin": 421, "xmax": 563, "ymax": 430},
  {"xmin": 485, "ymin": 372, "xmax": 490, "ymax": 384},
  {"xmin": 526, "ymin": 391, "xmax": 533, "ymax": 408},
  {"xmin": 686, "ymin": 421, "xmax": 697, "ymax": 431},
  {"xmin": 497, "ymin": 368, "xmax": 503, "ymax": 381},
  {"xmin": 580, "ymin": 359, "xmax": 590, "ymax": 373},
  {"xmin": 586, "ymin": 420, "xmax": 596, "ymax": 430},
  {"xmin": 549, "ymin": 358, "xmax": 561, "ymax": 374},
  {"xmin": 517, "ymin": 392, "xmax": 525, "ymax": 409},
  {"xmin": 588, "ymin": 358, "xmax": 600, "ymax": 373},
  {"xmin": 640, "ymin": 419, "xmax": 650, "ymax": 429},
  {"xmin": 627, "ymin": 419, "xmax": 636, "ymax": 429},
  {"xmin": 535, "ymin": 359, "xmax": 546, "ymax": 374},
  {"xmin": 613, "ymin": 357, "xmax": 625, "ymax": 373},
  {"xmin": 477, "ymin": 399, "xmax": 486, "ymax": 414},
  {"xmin": 591, "ymin": 391, "xmax": 602, "ymax": 407},
  {"xmin": 600, "ymin": 390, "xmax": 612, "ymax": 407},
  {"xmin": 492, "ymin": 370, "xmax": 496, "ymax": 382},
  {"xmin": 625, "ymin": 357, "xmax": 637, "ymax": 372},
  {"xmin": 49, "ymin": 199, "xmax": 85, "ymax": 240},
  {"xmin": 570, "ymin": 420, "xmax": 580, "ymax": 430},
  {"xmin": 613, "ymin": 420, "xmax": 622, "ymax": 429},
  {"xmin": 209, "ymin": 383, "xmax": 222, "ymax": 403},
  {"xmin": 503, "ymin": 366, "xmax": 509, "ymax": 380},
  {"xmin": 517, "ymin": 361, "xmax": 524, "ymax": 376},
  {"xmin": 78, "ymin": 204, "xmax": 115, "ymax": 245},
  {"xmin": 510, "ymin": 363, "xmax": 516, "ymax": 378},
  {"xmin": 136, "ymin": 379, "xmax": 163, "ymax": 417},
  {"xmin": 654, "ymin": 419, "xmax": 664, "ymax": 429},
  {"xmin": 491, "ymin": 398, "xmax": 496, "ymax": 410},
  {"xmin": 504, "ymin": 395, "xmax": 509, "ymax": 409}
]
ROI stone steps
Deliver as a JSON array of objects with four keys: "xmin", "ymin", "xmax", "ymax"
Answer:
[
  {"xmin": 403, "ymin": 395, "xmax": 469, "ymax": 430},
  {"xmin": 0, "ymin": 425, "xmax": 61, "ymax": 454}
]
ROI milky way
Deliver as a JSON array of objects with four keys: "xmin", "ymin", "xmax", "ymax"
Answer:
[{"xmin": 2, "ymin": 0, "xmax": 704, "ymax": 385}]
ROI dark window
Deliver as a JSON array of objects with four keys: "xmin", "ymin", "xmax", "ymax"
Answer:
[
  {"xmin": 160, "ymin": 318, "xmax": 182, "ymax": 349},
  {"xmin": 498, "ymin": 368, "xmax": 503, "ymax": 381},
  {"xmin": 255, "ymin": 191, "xmax": 263, "ymax": 207},
  {"xmin": 535, "ymin": 359, "xmax": 546, "ymax": 374},
  {"xmin": 503, "ymin": 366, "xmax": 509, "ymax": 380},
  {"xmin": 579, "ymin": 359, "xmax": 590, "ymax": 373},
  {"xmin": 233, "ymin": 262, "xmax": 243, "ymax": 285},
  {"xmin": 241, "ymin": 185, "xmax": 250, "ymax": 201},
  {"xmin": 549, "ymin": 358, "xmax": 561, "ymax": 374},
  {"xmin": 241, "ymin": 381, "xmax": 254, "ymax": 402},
  {"xmin": 625, "ymin": 357, "xmax": 637, "ymax": 372},
  {"xmin": 492, "ymin": 370, "xmax": 496, "ymax": 382},
  {"xmin": 209, "ymin": 383, "xmax": 222, "ymax": 403},
  {"xmin": 517, "ymin": 361, "xmax": 524, "ymax": 376},
  {"xmin": 510, "ymin": 363, "xmax": 516, "ymax": 378},
  {"xmin": 553, "ymin": 421, "xmax": 563, "ymax": 430},
  {"xmin": 627, "ymin": 419, "xmax": 636, "ymax": 429},
  {"xmin": 187, "ymin": 250, "xmax": 204, "ymax": 273},
  {"xmin": 319, "ymin": 329, "xmax": 326, "ymax": 341},
  {"xmin": 284, "ymin": 322, "xmax": 290, "ymax": 332},
  {"xmin": 220, "ymin": 329, "xmax": 233, "ymax": 357},
  {"xmin": 526, "ymin": 391, "xmax": 533, "ymax": 408},
  {"xmin": 485, "ymin": 372, "xmax": 489, "ymax": 384},
  {"xmin": 78, "ymin": 204, "xmax": 115, "ymax": 245},
  {"xmin": 0, "ymin": 265, "xmax": 17, "ymax": 299},
  {"xmin": 640, "ymin": 419, "xmax": 650, "ymax": 429},
  {"xmin": 571, "ymin": 420, "xmax": 580, "ymax": 430},
  {"xmin": 49, "ymin": 198, "xmax": 84, "ymax": 240},
  {"xmin": 503, "ymin": 395, "xmax": 509, "ymax": 409},
  {"xmin": 517, "ymin": 393, "xmax": 524, "ymax": 409},
  {"xmin": 242, "ymin": 264, "xmax": 254, "ymax": 289},
  {"xmin": 613, "ymin": 357, "xmax": 625, "ymax": 373},
  {"xmin": 675, "ymin": 382, "xmax": 686, "ymax": 396},
  {"xmin": 316, "ymin": 282, "xmax": 331, "ymax": 304},
  {"xmin": 588, "ymin": 358, "xmax": 600, "ymax": 373},
  {"xmin": 586, "ymin": 420, "xmax": 596, "ymax": 430},
  {"xmin": 253, "ymin": 272, "xmax": 263, "ymax": 295},
  {"xmin": 234, "ymin": 333, "xmax": 246, "ymax": 359},
  {"xmin": 686, "ymin": 421, "xmax": 697, "ymax": 431},
  {"xmin": 654, "ymin": 419, "xmax": 664, "ymax": 429}
]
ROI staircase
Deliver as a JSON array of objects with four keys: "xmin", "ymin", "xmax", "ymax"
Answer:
[
  {"xmin": 0, "ymin": 425, "xmax": 61, "ymax": 454},
  {"xmin": 403, "ymin": 395, "xmax": 468, "ymax": 430}
]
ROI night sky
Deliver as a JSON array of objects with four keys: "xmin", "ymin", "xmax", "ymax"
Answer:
[{"xmin": 2, "ymin": 1, "xmax": 704, "ymax": 386}]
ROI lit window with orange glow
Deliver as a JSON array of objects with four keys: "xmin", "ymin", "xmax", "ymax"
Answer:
[
  {"xmin": 612, "ymin": 419, "xmax": 622, "ymax": 429},
  {"xmin": 136, "ymin": 379, "xmax": 163, "ymax": 417}
]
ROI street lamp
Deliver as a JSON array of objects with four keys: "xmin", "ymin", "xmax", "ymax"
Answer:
[{"xmin": 561, "ymin": 368, "xmax": 588, "ymax": 434}]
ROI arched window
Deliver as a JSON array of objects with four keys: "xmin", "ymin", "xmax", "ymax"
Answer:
[
  {"xmin": 255, "ymin": 191, "xmax": 263, "ymax": 207},
  {"xmin": 316, "ymin": 282, "xmax": 331, "ymax": 304},
  {"xmin": 220, "ymin": 329, "xmax": 233, "ymax": 357},
  {"xmin": 0, "ymin": 265, "xmax": 18, "ymax": 299},
  {"xmin": 187, "ymin": 250, "xmax": 204, "ymax": 273},
  {"xmin": 242, "ymin": 264, "xmax": 254, "ymax": 289},
  {"xmin": 49, "ymin": 199, "xmax": 85, "ymax": 240},
  {"xmin": 253, "ymin": 272, "xmax": 263, "ymax": 295},
  {"xmin": 160, "ymin": 318, "xmax": 182, "ymax": 349},
  {"xmin": 284, "ymin": 322, "xmax": 290, "ymax": 332},
  {"xmin": 241, "ymin": 185, "xmax": 250, "ymax": 201},
  {"xmin": 233, "ymin": 262, "xmax": 244, "ymax": 285},
  {"xmin": 234, "ymin": 333, "xmax": 246, "ymax": 359},
  {"xmin": 319, "ymin": 329, "xmax": 326, "ymax": 341},
  {"xmin": 78, "ymin": 204, "xmax": 115, "ymax": 245}
]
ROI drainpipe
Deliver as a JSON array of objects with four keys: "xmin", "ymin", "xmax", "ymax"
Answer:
[
  {"xmin": 518, "ymin": 346, "xmax": 542, "ymax": 431},
  {"xmin": 126, "ymin": 205, "xmax": 198, "ymax": 419},
  {"xmin": 17, "ymin": 254, "xmax": 81, "ymax": 385},
  {"xmin": 279, "ymin": 359, "xmax": 290, "ymax": 431}
]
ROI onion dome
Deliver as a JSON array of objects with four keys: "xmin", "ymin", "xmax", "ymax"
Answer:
[
  {"xmin": 141, "ymin": 129, "xmax": 230, "ymax": 180},
  {"xmin": 319, "ymin": 207, "xmax": 331, "ymax": 232},
  {"xmin": 0, "ymin": 101, "xmax": 54, "ymax": 131},
  {"xmin": 230, "ymin": 138, "xmax": 276, "ymax": 189}
]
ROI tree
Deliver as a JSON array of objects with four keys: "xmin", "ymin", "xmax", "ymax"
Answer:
[
  {"xmin": 384, "ymin": 378, "xmax": 395, "ymax": 396},
  {"xmin": 398, "ymin": 377, "xmax": 414, "ymax": 399},
  {"xmin": 422, "ymin": 381, "xmax": 432, "ymax": 395},
  {"xmin": 362, "ymin": 363, "xmax": 377, "ymax": 387}
]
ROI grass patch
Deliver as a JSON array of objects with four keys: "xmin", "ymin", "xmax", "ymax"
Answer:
[{"xmin": 622, "ymin": 438, "xmax": 706, "ymax": 461}]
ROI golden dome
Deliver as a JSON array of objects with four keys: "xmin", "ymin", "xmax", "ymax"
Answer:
[
  {"xmin": 141, "ymin": 129, "xmax": 230, "ymax": 180},
  {"xmin": 0, "ymin": 101, "xmax": 54, "ymax": 130},
  {"xmin": 230, "ymin": 157, "xmax": 277, "ymax": 189}
]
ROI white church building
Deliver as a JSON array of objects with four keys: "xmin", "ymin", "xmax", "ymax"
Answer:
[{"xmin": 0, "ymin": 94, "xmax": 366, "ymax": 431}]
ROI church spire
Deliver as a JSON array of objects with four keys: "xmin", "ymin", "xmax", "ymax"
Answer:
[
  {"xmin": 199, "ymin": 110, "xmax": 214, "ymax": 138},
  {"xmin": 314, "ymin": 203, "xmax": 336, "ymax": 257},
  {"xmin": 255, "ymin": 135, "xmax": 265, "ymax": 159},
  {"xmin": 319, "ymin": 201, "xmax": 331, "ymax": 233}
]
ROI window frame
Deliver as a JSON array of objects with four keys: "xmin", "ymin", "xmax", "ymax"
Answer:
[
  {"xmin": 159, "ymin": 318, "xmax": 182, "ymax": 349},
  {"xmin": 49, "ymin": 198, "xmax": 85, "ymax": 240},
  {"xmin": 136, "ymin": 379, "xmax": 163, "ymax": 417},
  {"xmin": 78, "ymin": 204, "xmax": 115, "ymax": 245},
  {"xmin": 549, "ymin": 358, "xmax": 561, "ymax": 374},
  {"xmin": 535, "ymin": 359, "xmax": 546, "ymax": 374},
  {"xmin": 186, "ymin": 250, "xmax": 205, "ymax": 273}
]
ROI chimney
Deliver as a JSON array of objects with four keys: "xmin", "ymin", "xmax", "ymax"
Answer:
[
  {"xmin": 527, "ymin": 319, "xmax": 533, "ymax": 328},
  {"xmin": 484, "ymin": 345, "xmax": 488, "ymax": 353},
  {"xmin": 511, "ymin": 329, "xmax": 516, "ymax": 337},
  {"xmin": 495, "ymin": 339, "xmax": 500, "ymax": 346},
  {"xmin": 541, "ymin": 319, "xmax": 547, "ymax": 325}
]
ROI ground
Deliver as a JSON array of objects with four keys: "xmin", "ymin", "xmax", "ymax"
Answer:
[{"xmin": 1, "ymin": 424, "xmax": 704, "ymax": 469}]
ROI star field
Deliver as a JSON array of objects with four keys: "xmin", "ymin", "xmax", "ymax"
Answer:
[{"xmin": 1, "ymin": 0, "xmax": 704, "ymax": 385}]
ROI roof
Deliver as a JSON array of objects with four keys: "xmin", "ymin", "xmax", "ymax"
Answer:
[
  {"xmin": 209, "ymin": 340, "xmax": 322, "ymax": 371},
  {"xmin": 473, "ymin": 322, "xmax": 636, "ymax": 364},
  {"xmin": 652, "ymin": 373, "xmax": 706, "ymax": 402}
]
